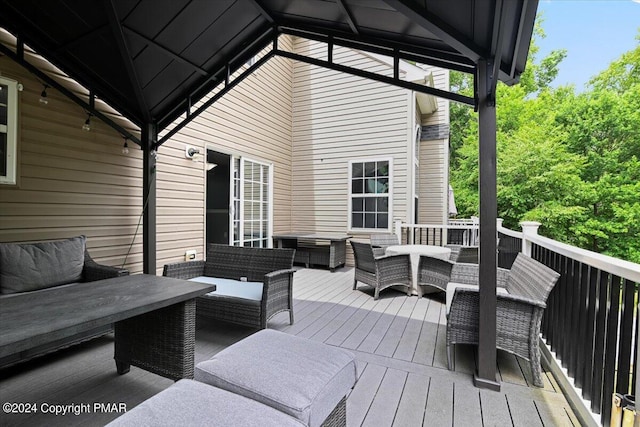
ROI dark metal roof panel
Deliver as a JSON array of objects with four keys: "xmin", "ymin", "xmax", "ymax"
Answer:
[{"xmin": 0, "ymin": 0, "xmax": 537, "ymax": 130}]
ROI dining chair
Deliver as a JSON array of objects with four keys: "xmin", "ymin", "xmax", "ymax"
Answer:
[
  {"xmin": 370, "ymin": 233, "xmax": 400, "ymax": 258},
  {"xmin": 350, "ymin": 241, "xmax": 411, "ymax": 300},
  {"xmin": 416, "ymin": 255, "xmax": 455, "ymax": 293},
  {"xmin": 445, "ymin": 245, "xmax": 479, "ymax": 264},
  {"xmin": 446, "ymin": 253, "xmax": 560, "ymax": 387}
]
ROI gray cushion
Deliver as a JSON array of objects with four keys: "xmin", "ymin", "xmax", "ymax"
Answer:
[
  {"xmin": 106, "ymin": 379, "xmax": 305, "ymax": 427},
  {"xmin": 189, "ymin": 276, "xmax": 263, "ymax": 300},
  {"xmin": 0, "ymin": 236, "xmax": 86, "ymax": 294},
  {"xmin": 195, "ymin": 329, "xmax": 357, "ymax": 427}
]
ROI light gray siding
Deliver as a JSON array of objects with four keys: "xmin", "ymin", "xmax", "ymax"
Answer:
[
  {"xmin": 0, "ymin": 54, "xmax": 143, "ymax": 272},
  {"xmin": 292, "ymin": 38, "xmax": 412, "ymax": 240},
  {"xmin": 156, "ymin": 35, "xmax": 294, "ymax": 273}
]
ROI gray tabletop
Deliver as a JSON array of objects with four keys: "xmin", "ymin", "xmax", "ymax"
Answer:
[{"xmin": 0, "ymin": 274, "xmax": 214, "ymax": 358}]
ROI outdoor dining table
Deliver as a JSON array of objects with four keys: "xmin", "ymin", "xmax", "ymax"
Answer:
[{"xmin": 385, "ymin": 244, "xmax": 451, "ymax": 297}]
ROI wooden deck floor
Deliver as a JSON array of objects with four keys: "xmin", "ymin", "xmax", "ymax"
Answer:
[{"xmin": 0, "ymin": 268, "xmax": 578, "ymax": 426}]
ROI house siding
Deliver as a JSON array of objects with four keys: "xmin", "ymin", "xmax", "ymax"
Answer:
[
  {"xmin": 292, "ymin": 38, "xmax": 414, "ymax": 265},
  {"xmin": 0, "ymin": 32, "xmax": 449, "ymax": 274},
  {"xmin": 418, "ymin": 66, "xmax": 449, "ymax": 227},
  {"xmin": 156, "ymin": 35, "xmax": 294, "ymax": 274},
  {"xmin": 0, "ymin": 55, "xmax": 143, "ymax": 272}
]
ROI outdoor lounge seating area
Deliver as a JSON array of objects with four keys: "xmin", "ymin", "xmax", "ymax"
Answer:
[{"xmin": 0, "ymin": 267, "xmax": 578, "ymax": 426}]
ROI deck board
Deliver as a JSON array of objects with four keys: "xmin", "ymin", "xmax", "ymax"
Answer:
[
  {"xmin": 392, "ymin": 372, "xmax": 429, "ymax": 427},
  {"xmin": 361, "ymin": 367, "xmax": 407, "ymax": 427},
  {"xmin": 453, "ymin": 382, "xmax": 483, "ymax": 427},
  {"xmin": 0, "ymin": 267, "xmax": 578, "ymax": 426}
]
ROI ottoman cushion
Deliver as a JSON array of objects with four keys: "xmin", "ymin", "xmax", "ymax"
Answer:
[
  {"xmin": 195, "ymin": 330, "xmax": 357, "ymax": 427},
  {"xmin": 106, "ymin": 379, "xmax": 305, "ymax": 427}
]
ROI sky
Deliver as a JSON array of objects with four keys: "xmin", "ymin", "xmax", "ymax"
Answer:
[{"xmin": 536, "ymin": 0, "xmax": 640, "ymax": 90}]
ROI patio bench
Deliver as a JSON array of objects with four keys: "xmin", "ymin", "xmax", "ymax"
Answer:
[
  {"xmin": 106, "ymin": 379, "xmax": 305, "ymax": 427},
  {"xmin": 195, "ymin": 329, "xmax": 357, "ymax": 427},
  {"xmin": 0, "ymin": 235, "xmax": 128, "ymax": 368},
  {"xmin": 162, "ymin": 244, "xmax": 295, "ymax": 329}
]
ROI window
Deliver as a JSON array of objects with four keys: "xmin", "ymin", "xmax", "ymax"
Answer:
[
  {"xmin": 349, "ymin": 159, "xmax": 391, "ymax": 231},
  {"xmin": 0, "ymin": 76, "xmax": 18, "ymax": 185}
]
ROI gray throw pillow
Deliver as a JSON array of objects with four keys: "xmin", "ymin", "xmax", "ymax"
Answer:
[{"xmin": 0, "ymin": 236, "xmax": 87, "ymax": 294}]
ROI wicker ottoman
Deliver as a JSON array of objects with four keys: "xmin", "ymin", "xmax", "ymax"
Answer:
[
  {"xmin": 195, "ymin": 330, "xmax": 357, "ymax": 427},
  {"xmin": 106, "ymin": 379, "xmax": 304, "ymax": 427}
]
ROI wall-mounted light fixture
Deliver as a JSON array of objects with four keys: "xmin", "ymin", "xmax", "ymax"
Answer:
[
  {"xmin": 185, "ymin": 146, "xmax": 200, "ymax": 159},
  {"xmin": 122, "ymin": 136, "xmax": 129, "ymax": 154},
  {"xmin": 39, "ymin": 84, "xmax": 49, "ymax": 104},
  {"xmin": 82, "ymin": 113, "xmax": 92, "ymax": 131}
]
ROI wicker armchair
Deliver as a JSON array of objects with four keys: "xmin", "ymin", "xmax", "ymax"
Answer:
[
  {"xmin": 446, "ymin": 253, "xmax": 560, "ymax": 386},
  {"xmin": 445, "ymin": 245, "xmax": 479, "ymax": 263},
  {"xmin": 370, "ymin": 233, "xmax": 399, "ymax": 258},
  {"xmin": 416, "ymin": 255, "xmax": 455, "ymax": 293},
  {"xmin": 351, "ymin": 241, "xmax": 411, "ymax": 300}
]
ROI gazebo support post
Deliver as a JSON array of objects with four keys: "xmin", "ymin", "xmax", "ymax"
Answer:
[
  {"xmin": 475, "ymin": 58, "xmax": 500, "ymax": 391},
  {"xmin": 142, "ymin": 122, "xmax": 157, "ymax": 275}
]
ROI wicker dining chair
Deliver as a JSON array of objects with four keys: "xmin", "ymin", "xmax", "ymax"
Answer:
[
  {"xmin": 370, "ymin": 233, "xmax": 400, "ymax": 258},
  {"xmin": 446, "ymin": 253, "xmax": 560, "ymax": 387},
  {"xmin": 416, "ymin": 255, "xmax": 455, "ymax": 293},
  {"xmin": 350, "ymin": 241, "xmax": 411, "ymax": 300},
  {"xmin": 445, "ymin": 245, "xmax": 479, "ymax": 264}
]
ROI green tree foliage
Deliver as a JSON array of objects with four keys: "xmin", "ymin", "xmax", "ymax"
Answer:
[{"xmin": 449, "ymin": 23, "xmax": 640, "ymax": 262}]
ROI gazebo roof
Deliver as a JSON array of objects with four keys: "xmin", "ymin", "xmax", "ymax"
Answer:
[{"xmin": 0, "ymin": 0, "xmax": 537, "ymax": 132}]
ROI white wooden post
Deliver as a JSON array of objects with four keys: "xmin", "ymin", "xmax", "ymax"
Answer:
[
  {"xmin": 394, "ymin": 220, "xmax": 402, "ymax": 243},
  {"xmin": 519, "ymin": 221, "xmax": 541, "ymax": 256}
]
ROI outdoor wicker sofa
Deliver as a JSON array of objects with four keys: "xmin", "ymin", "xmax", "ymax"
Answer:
[
  {"xmin": 446, "ymin": 253, "xmax": 561, "ymax": 386},
  {"xmin": 162, "ymin": 244, "xmax": 295, "ymax": 329},
  {"xmin": 0, "ymin": 236, "xmax": 129, "ymax": 368},
  {"xmin": 351, "ymin": 241, "xmax": 411, "ymax": 300}
]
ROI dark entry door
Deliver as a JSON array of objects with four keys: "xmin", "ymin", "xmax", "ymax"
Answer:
[{"xmin": 206, "ymin": 149, "xmax": 231, "ymax": 245}]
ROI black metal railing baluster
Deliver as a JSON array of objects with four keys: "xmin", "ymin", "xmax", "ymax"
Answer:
[
  {"xmin": 602, "ymin": 275, "xmax": 622, "ymax": 426},
  {"xmin": 591, "ymin": 269, "xmax": 608, "ymax": 415},
  {"xmin": 560, "ymin": 256, "xmax": 571, "ymax": 365},
  {"xmin": 568, "ymin": 259, "xmax": 582, "ymax": 378},
  {"xmin": 583, "ymin": 265, "xmax": 598, "ymax": 401},
  {"xmin": 616, "ymin": 279, "xmax": 636, "ymax": 394},
  {"xmin": 575, "ymin": 263, "xmax": 590, "ymax": 389}
]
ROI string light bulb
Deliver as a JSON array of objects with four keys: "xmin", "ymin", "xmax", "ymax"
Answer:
[
  {"xmin": 82, "ymin": 113, "xmax": 92, "ymax": 131},
  {"xmin": 39, "ymin": 84, "xmax": 49, "ymax": 104}
]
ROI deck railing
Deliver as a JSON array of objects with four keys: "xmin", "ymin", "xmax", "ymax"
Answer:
[
  {"xmin": 520, "ymin": 223, "xmax": 640, "ymax": 427},
  {"xmin": 394, "ymin": 219, "xmax": 479, "ymax": 246},
  {"xmin": 394, "ymin": 219, "xmax": 640, "ymax": 426}
]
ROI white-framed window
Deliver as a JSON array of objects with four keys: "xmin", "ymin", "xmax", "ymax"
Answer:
[
  {"xmin": 349, "ymin": 158, "xmax": 392, "ymax": 231},
  {"xmin": 413, "ymin": 124, "xmax": 421, "ymax": 223},
  {"xmin": 0, "ymin": 76, "xmax": 18, "ymax": 185}
]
